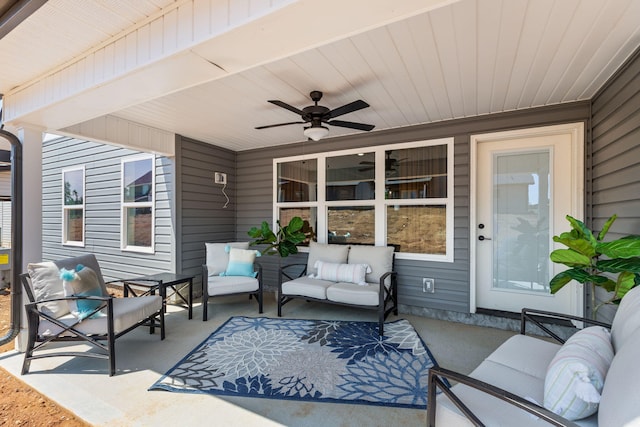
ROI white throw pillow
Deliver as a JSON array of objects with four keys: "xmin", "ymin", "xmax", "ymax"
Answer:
[
  {"xmin": 27, "ymin": 261, "xmax": 69, "ymax": 318},
  {"xmin": 310, "ymin": 260, "xmax": 371, "ymax": 286},
  {"xmin": 544, "ymin": 326, "xmax": 614, "ymax": 420}
]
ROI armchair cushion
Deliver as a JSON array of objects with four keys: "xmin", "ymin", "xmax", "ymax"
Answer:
[
  {"xmin": 27, "ymin": 262, "xmax": 69, "ymax": 318},
  {"xmin": 60, "ymin": 265, "xmax": 104, "ymax": 319},
  {"xmin": 205, "ymin": 242, "xmax": 249, "ymax": 275},
  {"xmin": 543, "ymin": 326, "xmax": 614, "ymax": 420},
  {"xmin": 221, "ymin": 247, "xmax": 260, "ymax": 277},
  {"xmin": 207, "ymin": 275, "xmax": 259, "ymax": 296},
  {"xmin": 311, "ymin": 261, "xmax": 370, "ymax": 285}
]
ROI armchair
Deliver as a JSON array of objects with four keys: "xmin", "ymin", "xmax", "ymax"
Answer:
[
  {"xmin": 21, "ymin": 254, "xmax": 164, "ymax": 376},
  {"xmin": 202, "ymin": 242, "xmax": 263, "ymax": 321}
]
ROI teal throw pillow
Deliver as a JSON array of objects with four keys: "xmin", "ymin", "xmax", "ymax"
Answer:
[
  {"xmin": 220, "ymin": 247, "xmax": 260, "ymax": 278},
  {"xmin": 60, "ymin": 265, "xmax": 105, "ymax": 320}
]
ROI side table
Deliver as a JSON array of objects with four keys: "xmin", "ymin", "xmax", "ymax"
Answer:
[{"xmin": 123, "ymin": 273, "xmax": 194, "ymax": 320}]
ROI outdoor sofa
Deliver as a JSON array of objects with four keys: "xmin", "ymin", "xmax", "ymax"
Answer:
[
  {"xmin": 278, "ymin": 241, "xmax": 397, "ymax": 335},
  {"xmin": 427, "ymin": 285, "xmax": 640, "ymax": 426}
]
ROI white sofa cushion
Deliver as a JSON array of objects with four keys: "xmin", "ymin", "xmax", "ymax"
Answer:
[
  {"xmin": 486, "ymin": 334, "xmax": 561, "ymax": 381},
  {"xmin": 326, "ymin": 282, "xmax": 379, "ymax": 306},
  {"xmin": 598, "ymin": 326, "xmax": 640, "ymax": 427},
  {"xmin": 311, "ymin": 260, "xmax": 370, "ymax": 285},
  {"xmin": 37, "ymin": 295, "xmax": 162, "ymax": 336},
  {"xmin": 207, "ymin": 275, "xmax": 258, "ymax": 296},
  {"xmin": 347, "ymin": 245, "xmax": 394, "ymax": 284},
  {"xmin": 610, "ymin": 285, "xmax": 640, "ymax": 352},
  {"xmin": 205, "ymin": 242, "xmax": 249, "ymax": 275},
  {"xmin": 281, "ymin": 276, "xmax": 334, "ymax": 300},
  {"xmin": 306, "ymin": 241, "xmax": 349, "ymax": 276},
  {"xmin": 544, "ymin": 326, "xmax": 613, "ymax": 420}
]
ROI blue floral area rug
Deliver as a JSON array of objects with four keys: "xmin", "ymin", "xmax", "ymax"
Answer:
[{"xmin": 149, "ymin": 316, "xmax": 440, "ymax": 409}]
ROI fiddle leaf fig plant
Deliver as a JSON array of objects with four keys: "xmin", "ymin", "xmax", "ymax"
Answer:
[
  {"xmin": 550, "ymin": 214, "xmax": 640, "ymax": 315},
  {"xmin": 248, "ymin": 216, "xmax": 307, "ymax": 257}
]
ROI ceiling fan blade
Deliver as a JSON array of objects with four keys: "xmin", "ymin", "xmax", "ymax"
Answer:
[
  {"xmin": 255, "ymin": 121, "xmax": 305, "ymax": 130},
  {"xmin": 268, "ymin": 100, "xmax": 306, "ymax": 116},
  {"xmin": 327, "ymin": 100, "xmax": 369, "ymax": 119},
  {"xmin": 327, "ymin": 119, "xmax": 375, "ymax": 131}
]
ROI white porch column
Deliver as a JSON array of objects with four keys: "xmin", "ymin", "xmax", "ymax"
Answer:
[{"xmin": 15, "ymin": 125, "xmax": 43, "ymax": 352}]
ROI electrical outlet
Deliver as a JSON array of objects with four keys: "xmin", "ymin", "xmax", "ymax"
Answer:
[
  {"xmin": 422, "ymin": 278, "xmax": 435, "ymax": 293},
  {"xmin": 214, "ymin": 172, "xmax": 227, "ymax": 184}
]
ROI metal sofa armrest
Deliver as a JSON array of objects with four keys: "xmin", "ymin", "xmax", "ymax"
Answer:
[
  {"xmin": 279, "ymin": 263, "xmax": 308, "ymax": 282},
  {"xmin": 427, "ymin": 366, "xmax": 580, "ymax": 427},
  {"xmin": 520, "ymin": 308, "xmax": 612, "ymax": 344}
]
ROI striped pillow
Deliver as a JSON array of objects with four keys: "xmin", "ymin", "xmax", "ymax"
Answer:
[
  {"xmin": 311, "ymin": 261, "xmax": 371, "ymax": 286},
  {"xmin": 543, "ymin": 326, "xmax": 614, "ymax": 420}
]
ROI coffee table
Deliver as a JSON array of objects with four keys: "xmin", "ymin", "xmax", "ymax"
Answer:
[{"xmin": 123, "ymin": 273, "xmax": 194, "ymax": 319}]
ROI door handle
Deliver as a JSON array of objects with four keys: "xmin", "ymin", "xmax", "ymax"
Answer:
[{"xmin": 478, "ymin": 235, "xmax": 492, "ymax": 241}]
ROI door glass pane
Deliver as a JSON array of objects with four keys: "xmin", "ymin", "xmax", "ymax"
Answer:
[{"xmin": 493, "ymin": 150, "xmax": 550, "ymax": 293}]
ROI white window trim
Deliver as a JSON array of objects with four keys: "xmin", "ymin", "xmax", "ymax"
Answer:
[
  {"xmin": 273, "ymin": 138, "xmax": 454, "ymax": 262},
  {"xmin": 120, "ymin": 154, "xmax": 155, "ymax": 254},
  {"xmin": 61, "ymin": 165, "xmax": 85, "ymax": 247}
]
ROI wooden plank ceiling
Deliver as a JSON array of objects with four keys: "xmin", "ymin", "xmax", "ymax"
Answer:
[{"xmin": 1, "ymin": 0, "xmax": 639, "ymax": 151}]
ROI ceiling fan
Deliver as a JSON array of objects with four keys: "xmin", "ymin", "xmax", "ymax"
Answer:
[
  {"xmin": 255, "ymin": 90, "xmax": 375, "ymax": 141},
  {"xmin": 359, "ymin": 152, "xmax": 405, "ymax": 172}
]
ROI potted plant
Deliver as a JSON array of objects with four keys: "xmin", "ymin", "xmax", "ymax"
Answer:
[
  {"xmin": 549, "ymin": 214, "xmax": 640, "ymax": 316},
  {"xmin": 247, "ymin": 216, "xmax": 308, "ymax": 257}
]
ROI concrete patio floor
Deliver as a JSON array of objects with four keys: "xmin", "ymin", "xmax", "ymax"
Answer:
[{"xmin": 0, "ymin": 294, "xmax": 517, "ymax": 426}]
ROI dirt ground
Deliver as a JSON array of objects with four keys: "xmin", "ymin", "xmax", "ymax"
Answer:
[{"xmin": 0, "ymin": 289, "xmax": 90, "ymax": 426}]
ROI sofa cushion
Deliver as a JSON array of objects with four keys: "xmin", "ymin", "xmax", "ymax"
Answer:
[
  {"xmin": 207, "ymin": 275, "xmax": 258, "ymax": 296},
  {"xmin": 27, "ymin": 261, "xmax": 69, "ymax": 318},
  {"xmin": 306, "ymin": 241, "xmax": 349, "ymax": 276},
  {"xmin": 326, "ymin": 282, "xmax": 379, "ymax": 306},
  {"xmin": 311, "ymin": 260, "xmax": 370, "ymax": 285},
  {"xmin": 610, "ymin": 284, "xmax": 640, "ymax": 352},
  {"xmin": 598, "ymin": 326, "xmax": 640, "ymax": 427},
  {"xmin": 37, "ymin": 295, "xmax": 162, "ymax": 336},
  {"xmin": 347, "ymin": 245, "xmax": 394, "ymax": 284},
  {"xmin": 221, "ymin": 247, "xmax": 260, "ymax": 277},
  {"xmin": 543, "ymin": 326, "xmax": 613, "ymax": 420},
  {"xmin": 282, "ymin": 276, "xmax": 334, "ymax": 300},
  {"xmin": 486, "ymin": 334, "xmax": 561, "ymax": 381},
  {"xmin": 205, "ymin": 242, "xmax": 249, "ymax": 275}
]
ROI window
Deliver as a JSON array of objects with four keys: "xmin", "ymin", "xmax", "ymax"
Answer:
[
  {"xmin": 274, "ymin": 139, "xmax": 454, "ymax": 261},
  {"xmin": 121, "ymin": 155, "xmax": 155, "ymax": 252},
  {"xmin": 62, "ymin": 167, "xmax": 85, "ymax": 246}
]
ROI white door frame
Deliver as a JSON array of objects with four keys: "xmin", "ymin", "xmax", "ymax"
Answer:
[{"xmin": 469, "ymin": 123, "xmax": 585, "ymax": 315}]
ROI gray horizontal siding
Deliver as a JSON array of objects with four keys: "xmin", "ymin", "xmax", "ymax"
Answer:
[
  {"xmin": 41, "ymin": 137, "xmax": 174, "ymax": 282},
  {"xmin": 237, "ymin": 102, "xmax": 590, "ymax": 313},
  {"xmin": 589, "ymin": 47, "xmax": 640, "ymax": 323}
]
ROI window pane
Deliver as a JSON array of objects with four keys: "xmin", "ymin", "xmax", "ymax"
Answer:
[
  {"xmin": 64, "ymin": 169, "xmax": 83, "ymax": 206},
  {"xmin": 326, "ymin": 153, "xmax": 375, "ymax": 201},
  {"xmin": 327, "ymin": 206, "xmax": 375, "ymax": 245},
  {"xmin": 126, "ymin": 207, "xmax": 152, "ymax": 247},
  {"xmin": 279, "ymin": 207, "xmax": 317, "ymax": 245},
  {"xmin": 385, "ymin": 145, "xmax": 447, "ymax": 199},
  {"xmin": 387, "ymin": 205, "xmax": 446, "ymax": 254},
  {"xmin": 124, "ymin": 158, "xmax": 153, "ymax": 203},
  {"xmin": 278, "ymin": 159, "xmax": 317, "ymax": 202},
  {"xmin": 64, "ymin": 209, "xmax": 83, "ymax": 242}
]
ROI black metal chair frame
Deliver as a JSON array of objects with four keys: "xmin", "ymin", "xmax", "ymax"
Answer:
[
  {"xmin": 201, "ymin": 263, "xmax": 263, "ymax": 321},
  {"xmin": 277, "ymin": 261, "xmax": 398, "ymax": 336},
  {"xmin": 426, "ymin": 308, "xmax": 612, "ymax": 427},
  {"xmin": 20, "ymin": 273, "xmax": 165, "ymax": 376}
]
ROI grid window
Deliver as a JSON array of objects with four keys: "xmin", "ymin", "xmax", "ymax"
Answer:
[{"xmin": 121, "ymin": 155, "xmax": 155, "ymax": 252}]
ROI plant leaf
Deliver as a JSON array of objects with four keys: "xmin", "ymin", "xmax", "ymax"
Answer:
[
  {"xmin": 597, "ymin": 236, "xmax": 640, "ymax": 259},
  {"xmin": 552, "ymin": 235, "xmax": 596, "ymax": 257},
  {"xmin": 614, "ymin": 271, "xmax": 638, "ymax": 301},
  {"xmin": 596, "ymin": 257, "xmax": 640, "ymax": 273},
  {"xmin": 597, "ymin": 214, "xmax": 617, "ymax": 241},
  {"xmin": 566, "ymin": 215, "xmax": 596, "ymax": 246},
  {"xmin": 549, "ymin": 249, "xmax": 592, "ymax": 267}
]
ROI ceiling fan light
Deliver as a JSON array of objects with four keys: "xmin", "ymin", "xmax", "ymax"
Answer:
[{"xmin": 303, "ymin": 125, "xmax": 329, "ymax": 141}]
